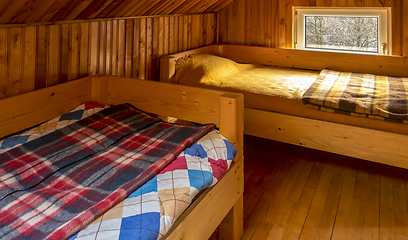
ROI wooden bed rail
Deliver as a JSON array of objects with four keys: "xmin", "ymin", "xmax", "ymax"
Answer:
[
  {"xmin": 0, "ymin": 77, "xmax": 92, "ymax": 139},
  {"xmin": 97, "ymin": 75, "xmax": 244, "ymax": 159},
  {"xmin": 221, "ymin": 45, "xmax": 408, "ymax": 77},
  {"xmin": 160, "ymin": 44, "xmax": 408, "ymax": 79}
]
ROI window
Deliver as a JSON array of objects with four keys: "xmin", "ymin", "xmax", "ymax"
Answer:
[{"xmin": 293, "ymin": 8, "xmax": 391, "ymax": 55}]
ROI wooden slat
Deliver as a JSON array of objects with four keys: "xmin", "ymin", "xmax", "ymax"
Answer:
[
  {"xmin": 35, "ymin": 25, "xmax": 47, "ymax": 90},
  {"xmin": 122, "ymin": 0, "xmax": 150, "ymax": 17},
  {"xmin": 39, "ymin": 0, "xmax": 72, "ymax": 22},
  {"xmin": 114, "ymin": 20, "xmax": 127, "ymax": 77},
  {"xmin": 132, "ymin": 19, "xmax": 140, "ymax": 78},
  {"xmin": 169, "ymin": 16, "xmax": 175, "ymax": 54},
  {"xmin": 391, "ymin": 0, "xmax": 402, "ymax": 56},
  {"xmin": 163, "ymin": 17, "xmax": 169, "ymax": 55},
  {"xmin": 98, "ymin": 21, "xmax": 107, "ymax": 74},
  {"xmin": 134, "ymin": 0, "xmax": 162, "ymax": 16},
  {"xmin": 125, "ymin": 19, "xmax": 133, "ymax": 78},
  {"xmin": 106, "ymin": 0, "xmax": 136, "ymax": 17},
  {"xmin": 111, "ymin": 20, "xmax": 118, "ymax": 76},
  {"xmin": 105, "ymin": 20, "xmax": 112, "ymax": 74},
  {"xmin": 7, "ymin": 27, "xmax": 23, "ymax": 97},
  {"xmin": 47, "ymin": 25, "xmax": 60, "ymax": 87},
  {"xmin": 88, "ymin": 21, "xmax": 99, "ymax": 75},
  {"xmin": 146, "ymin": 18, "xmax": 153, "ymax": 79},
  {"xmin": 148, "ymin": 0, "xmax": 177, "ymax": 15},
  {"xmin": 60, "ymin": 24, "xmax": 69, "ymax": 82},
  {"xmin": 0, "ymin": 28, "xmax": 7, "ymax": 99},
  {"xmin": 22, "ymin": 26, "xmax": 35, "ymax": 93},
  {"xmin": 191, "ymin": 15, "xmax": 200, "ymax": 49},
  {"xmin": 64, "ymin": 0, "xmax": 95, "ymax": 20},
  {"xmin": 8, "ymin": 0, "xmax": 37, "ymax": 24},
  {"xmin": 178, "ymin": 16, "xmax": 183, "ymax": 52},
  {"xmin": 183, "ymin": 15, "xmax": 189, "ymax": 51},
  {"xmin": 403, "ymin": 0, "xmax": 408, "ymax": 57},
  {"xmin": 257, "ymin": 0, "xmax": 264, "ymax": 46},
  {"xmin": 79, "ymin": 22, "xmax": 89, "ymax": 78},
  {"xmin": 244, "ymin": 0, "xmax": 251, "ymax": 45},
  {"xmin": 139, "ymin": 18, "xmax": 146, "ymax": 79},
  {"xmin": 151, "ymin": 17, "xmax": 159, "ymax": 80},
  {"xmin": 0, "ymin": 0, "xmax": 30, "ymax": 24},
  {"xmin": 82, "ymin": 0, "xmax": 115, "ymax": 19},
  {"xmin": 69, "ymin": 23, "xmax": 79, "ymax": 81},
  {"xmin": 0, "ymin": 0, "xmax": 13, "ymax": 16},
  {"xmin": 24, "ymin": 0, "xmax": 58, "ymax": 23},
  {"xmin": 97, "ymin": 0, "xmax": 126, "ymax": 18}
]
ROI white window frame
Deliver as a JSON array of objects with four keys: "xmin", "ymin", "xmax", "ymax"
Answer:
[{"xmin": 293, "ymin": 7, "xmax": 391, "ymax": 55}]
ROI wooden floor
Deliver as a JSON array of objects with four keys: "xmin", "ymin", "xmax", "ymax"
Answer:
[{"xmin": 240, "ymin": 134, "xmax": 408, "ymax": 240}]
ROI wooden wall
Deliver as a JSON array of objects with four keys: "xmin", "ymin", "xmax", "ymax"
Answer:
[
  {"xmin": 218, "ymin": 0, "xmax": 408, "ymax": 57},
  {"xmin": 0, "ymin": 13, "xmax": 217, "ymax": 99}
]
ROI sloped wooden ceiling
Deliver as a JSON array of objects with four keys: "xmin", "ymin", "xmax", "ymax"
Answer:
[{"xmin": 0, "ymin": 0, "xmax": 237, "ymax": 24}]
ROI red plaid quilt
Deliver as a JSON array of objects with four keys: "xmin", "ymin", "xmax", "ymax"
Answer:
[{"xmin": 0, "ymin": 104, "xmax": 213, "ymax": 240}]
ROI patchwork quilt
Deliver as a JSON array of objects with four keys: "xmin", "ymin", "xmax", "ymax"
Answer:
[
  {"xmin": 0, "ymin": 102, "xmax": 237, "ymax": 240},
  {"xmin": 302, "ymin": 69, "xmax": 408, "ymax": 123}
]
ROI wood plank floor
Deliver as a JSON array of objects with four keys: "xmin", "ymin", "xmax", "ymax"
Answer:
[{"xmin": 240, "ymin": 134, "xmax": 408, "ymax": 240}]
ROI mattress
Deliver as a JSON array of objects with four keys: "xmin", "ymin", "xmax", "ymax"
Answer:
[
  {"xmin": 0, "ymin": 102, "xmax": 236, "ymax": 240},
  {"xmin": 174, "ymin": 54, "xmax": 408, "ymax": 135}
]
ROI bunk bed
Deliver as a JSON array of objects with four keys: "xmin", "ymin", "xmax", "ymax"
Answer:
[
  {"xmin": 160, "ymin": 44, "xmax": 408, "ymax": 169},
  {"xmin": 0, "ymin": 75, "xmax": 244, "ymax": 240}
]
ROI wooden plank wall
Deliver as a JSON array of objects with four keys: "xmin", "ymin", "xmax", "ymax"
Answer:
[
  {"xmin": 218, "ymin": 0, "xmax": 408, "ymax": 57},
  {"xmin": 0, "ymin": 13, "xmax": 217, "ymax": 99}
]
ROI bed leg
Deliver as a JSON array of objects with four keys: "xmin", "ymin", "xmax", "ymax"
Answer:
[{"xmin": 219, "ymin": 195, "xmax": 244, "ymax": 240}]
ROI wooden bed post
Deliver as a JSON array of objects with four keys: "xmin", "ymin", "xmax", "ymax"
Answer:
[
  {"xmin": 215, "ymin": 44, "xmax": 224, "ymax": 57},
  {"xmin": 220, "ymin": 93, "xmax": 244, "ymax": 159},
  {"xmin": 219, "ymin": 93, "xmax": 244, "ymax": 240},
  {"xmin": 91, "ymin": 75, "xmax": 110, "ymax": 105},
  {"xmin": 160, "ymin": 56, "xmax": 176, "ymax": 83}
]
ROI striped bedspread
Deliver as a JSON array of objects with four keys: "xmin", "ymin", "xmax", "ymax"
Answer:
[
  {"xmin": 0, "ymin": 102, "xmax": 236, "ymax": 240},
  {"xmin": 302, "ymin": 69, "xmax": 408, "ymax": 123}
]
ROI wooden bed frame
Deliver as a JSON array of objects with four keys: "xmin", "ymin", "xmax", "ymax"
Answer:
[
  {"xmin": 160, "ymin": 44, "xmax": 408, "ymax": 169},
  {"xmin": 0, "ymin": 75, "xmax": 244, "ymax": 240}
]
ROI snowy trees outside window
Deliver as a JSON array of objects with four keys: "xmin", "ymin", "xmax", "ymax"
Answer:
[
  {"xmin": 305, "ymin": 16, "xmax": 378, "ymax": 53},
  {"xmin": 294, "ymin": 8, "xmax": 389, "ymax": 55}
]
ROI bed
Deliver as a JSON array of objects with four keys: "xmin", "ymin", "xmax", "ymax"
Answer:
[
  {"xmin": 160, "ymin": 44, "xmax": 408, "ymax": 169},
  {"xmin": 0, "ymin": 75, "xmax": 244, "ymax": 240}
]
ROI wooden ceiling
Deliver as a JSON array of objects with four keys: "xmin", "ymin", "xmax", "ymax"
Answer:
[{"xmin": 0, "ymin": 0, "xmax": 237, "ymax": 24}]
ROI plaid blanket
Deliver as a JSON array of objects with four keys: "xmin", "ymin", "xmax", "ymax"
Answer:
[
  {"xmin": 0, "ymin": 104, "xmax": 213, "ymax": 240},
  {"xmin": 302, "ymin": 69, "xmax": 408, "ymax": 123}
]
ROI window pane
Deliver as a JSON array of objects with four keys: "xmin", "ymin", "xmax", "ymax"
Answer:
[{"xmin": 305, "ymin": 16, "xmax": 378, "ymax": 53}]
